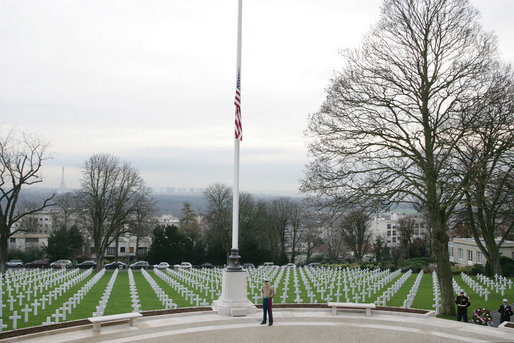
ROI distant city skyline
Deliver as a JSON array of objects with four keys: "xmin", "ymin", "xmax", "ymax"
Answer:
[{"xmin": 2, "ymin": 0, "xmax": 513, "ymax": 196}]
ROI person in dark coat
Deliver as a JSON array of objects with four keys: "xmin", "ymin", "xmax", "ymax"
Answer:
[
  {"xmin": 498, "ymin": 299, "xmax": 513, "ymax": 324},
  {"xmin": 261, "ymin": 279, "xmax": 276, "ymax": 326},
  {"xmin": 455, "ymin": 290, "xmax": 471, "ymax": 322}
]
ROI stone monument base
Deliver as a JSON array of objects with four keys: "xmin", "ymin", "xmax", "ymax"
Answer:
[{"xmin": 212, "ymin": 268, "xmax": 257, "ymax": 316}]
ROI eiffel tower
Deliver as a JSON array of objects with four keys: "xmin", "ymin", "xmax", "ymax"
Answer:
[{"xmin": 58, "ymin": 167, "xmax": 67, "ymax": 193}]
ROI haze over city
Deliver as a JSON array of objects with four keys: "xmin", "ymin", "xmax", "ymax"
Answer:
[{"xmin": 1, "ymin": 0, "xmax": 513, "ymax": 195}]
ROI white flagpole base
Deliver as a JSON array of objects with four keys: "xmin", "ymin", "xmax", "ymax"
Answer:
[{"xmin": 212, "ymin": 268, "xmax": 256, "ymax": 316}]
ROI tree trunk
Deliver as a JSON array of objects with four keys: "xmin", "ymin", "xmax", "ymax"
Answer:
[
  {"xmin": 0, "ymin": 230, "xmax": 8, "ymax": 274},
  {"xmin": 115, "ymin": 237, "xmax": 119, "ymax": 260},
  {"xmin": 485, "ymin": 244, "xmax": 501, "ymax": 276},
  {"xmin": 135, "ymin": 235, "xmax": 140, "ymax": 262},
  {"xmin": 432, "ymin": 219, "xmax": 455, "ymax": 316},
  {"xmin": 96, "ymin": 251, "xmax": 105, "ymax": 271}
]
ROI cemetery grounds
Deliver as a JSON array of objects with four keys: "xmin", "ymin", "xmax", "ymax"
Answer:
[{"xmin": 0, "ymin": 266, "xmax": 513, "ymax": 333}]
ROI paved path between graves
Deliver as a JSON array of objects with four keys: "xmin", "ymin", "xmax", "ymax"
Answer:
[{"xmin": 2, "ymin": 308, "xmax": 513, "ymax": 343}]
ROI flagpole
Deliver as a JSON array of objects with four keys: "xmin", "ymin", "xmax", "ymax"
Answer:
[{"xmin": 228, "ymin": 0, "xmax": 243, "ymax": 270}]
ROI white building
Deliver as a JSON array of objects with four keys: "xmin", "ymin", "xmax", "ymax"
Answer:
[
  {"xmin": 369, "ymin": 212, "xmax": 429, "ymax": 247},
  {"xmin": 449, "ymin": 238, "xmax": 514, "ymax": 267},
  {"xmin": 157, "ymin": 214, "xmax": 180, "ymax": 226},
  {"xmin": 9, "ymin": 211, "xmax": 54, "ymax": 251}
]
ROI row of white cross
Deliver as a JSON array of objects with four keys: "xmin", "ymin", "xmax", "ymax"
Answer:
[
  {"xmin": 2, "ymin": 266, "xmax": 511, "ymax": 333},
  {"xmin": 0, "ymin": 268, "xmax": 96, "ymax": 331},
  {"xmin": 144, "ymin": 268, "xmax": 179, "ymax": 309},
  {"xmin": 93, "ymin": 268, "xmax": 119, "ymax": 317},
  {"xmin": 127, "ymin": 269, "xmax": 141, "ymax": 312},
  {"xmin": 460, "ymin": 272, "xmax": 491, "ymax": 301},
  {"xmin": 432, "ymin": 271, "xmax": 441, "ymax": 315},
  {"xmin": 42, "ymin": 268, "xmax": 105, "ymax": 326},
  {"xmin": 403, "ymin": 270, "xmax": 424, "ymax": 309}
]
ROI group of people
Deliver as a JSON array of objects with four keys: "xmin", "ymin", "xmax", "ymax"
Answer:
[{"xmin": 455, "ymin": 290, "xmax": 513, "ymax": 324}]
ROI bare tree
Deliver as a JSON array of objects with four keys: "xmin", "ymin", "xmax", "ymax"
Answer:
[
  {"xmin": 323, "ymin": 225, "xmax": 345, "ymax": 262},
  {"xmin": 458, "ymin": 67, "xmax": 514, "ymax": 275},
  {"xmin": 398, "ymin": 216, "xmax": 416, "ymax": 260},
  {"xmin": 301, "ymin": 208, "xmax": 324, "ymax": 263},
  {"xmin": 339, "ymin": 208, "xmax": 372, "ymax": 263},
  {"xmin": 179, "ymin": 202, "xmax": 199, "ymax": 231},
  {"xmin": 129, "ymin": 192, "xmax": 157, "ymax": 259},
  {"xmin": 79, "ymin": 154, "xmax": 147, "ymax": 269},
  {"xmin": 52, "ymin": 192, "xmax": 81, "ymax": 229},
  {"xmin": 373, "ymin": 235, "xmax": 388, "ymax": 262},
  {"xmin": 19, "ymin": 214, "xmax": 40, "ymax": 234},
  {"xmin": 302, "ymin": 0, "xmax": 501, "ymax": 315},
  {"xmin": 268, "ymin": 197, "xmax": 292, "ymax": 264},
  {"xmin": 289, "ymin": 201, "xmax": 303, "ymax": 263},
  {"xmin": 0, "ymin": 130, "xmax": 54, "ymax": 272},
  {"xmin": 202, "ymin": 183, "xmax": 232, "ymax": 261}
]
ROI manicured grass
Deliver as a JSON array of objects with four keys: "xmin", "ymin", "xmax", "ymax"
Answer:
[
  {"xmin": 2, "ymin": 268, "xmax": 513, "ymax": 332},
  {"xmin": 150, "ymin": 270, "xmax": 197, "ymax": 307},
  {"xmin": 411, "ymin": 272, "xmax": 435, "ymax": 310},
  {"xmin": 103, "ymin": 272, "xmax": 133, "ymax": 315},
  {"xmin": 131, "ymin": 271, "xmax": 164, "ymax": 311},
  {"xmin": 1, "ymin": 269, "xmax": 100, "ymax": 330},
  {"xmin": 386, "ymin": 272, "xmax": 415, "ymax": 307},
  {"xmin": 65, "ymin": 270, "xmax": 110, "ymax": 321}
]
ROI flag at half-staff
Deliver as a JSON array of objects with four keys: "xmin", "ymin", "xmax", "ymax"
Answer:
[{"xmin": 234, "ymin": 69, "xmax": 242, "ymax": 140}]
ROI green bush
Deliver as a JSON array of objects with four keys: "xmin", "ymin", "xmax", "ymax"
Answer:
[
  {"xmin": 485, "ymin": 256, "xmax": 514, "ymax": 277},
  {"xmin": 451, "ymin": 266, "xmax": 468, "ymax": 275},
  {"xmin": 499, "ymin": 256, "xmax": 514, "ymax": 277},
  {"xmin": 470, "ymin": 264, "xmax": 486, "ymax": 275}
]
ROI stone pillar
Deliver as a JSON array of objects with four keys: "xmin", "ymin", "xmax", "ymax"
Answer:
[{"xmin": 212, "ymin": 269, "xmax": 256, "ymax": 316}]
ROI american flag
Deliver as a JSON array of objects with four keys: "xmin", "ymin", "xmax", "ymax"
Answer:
[{"xmin": 234, "ymin": 70, "xmax": 242, "ymax": 141}]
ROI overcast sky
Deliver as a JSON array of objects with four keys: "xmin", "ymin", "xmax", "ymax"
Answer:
[{"xmin": 1, "ymin": 0, "xmax": 513, "ymax": 195}]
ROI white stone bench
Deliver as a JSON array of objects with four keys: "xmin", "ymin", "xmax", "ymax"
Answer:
[
  {"xmin": 88, "ymin": 312, "xmax": 142, "ymax": 332},
  {"xmin": 328, "ymin": 302, "xmax": 376, "ymax": 316}
]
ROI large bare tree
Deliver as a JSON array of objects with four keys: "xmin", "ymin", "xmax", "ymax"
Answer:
[
  {"xmin": 202, "ymin": 183, "xmax": 232, "ymax": 261},
  {"xmin": 398, "ymin": 216, "xmax": 416, "ymax": 260},
  {"xmin": 339, "ymin": 208, "xmax": 372, "ymax": 263},
  {"xmin": 459, "ymin": 66, "xmax": 514, "ymax": 275},
  {"xmin": 0, "ymin": 129, "xmax": 54, "ymax": 272},
  {"xmin": 302, "ymin": 0, "xmax": 501, "ymax": 315},
  {"xmin": 288, "ymin": 201, "xmax": 303, "ymax": 263},
  {"xmin": 267, "ymin": 197, "xmax": 292, "ymax": 264},
  {"xmin": 80, "ymin": 154, "xmax": 148, "ymax": 269}
]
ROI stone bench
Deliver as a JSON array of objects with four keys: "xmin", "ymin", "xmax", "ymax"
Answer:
[
  {"xmin": 328, "ymin": 302, "xmax": 376, "ymax": 316},
  {"xmin": 88, "ymin": 312, "xmax": 142, "ymax": 332}
]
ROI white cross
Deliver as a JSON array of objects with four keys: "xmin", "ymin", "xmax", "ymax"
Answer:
[
  {"xmin": 21, "ymin": 304, "xmax": 32, "ymax": 323},
  {"xmin": 17, "ymin": 292, "xmax": 25, "ymax": 306},
  {"xmin": 41, "ymin": 295, "xmax": 47, "ymax": 310},
  {"xmin": 9, "ymin": 311, "xmax": 21, "ymax": 330},
  {"xmin": 7, "ymin": 297, "xmax": 15, "ymax": 311},
  {"xmin": 42, "ymin": 317, "xmax": 53, "ymax": 326},
  {"xmin": 0, "ymin": 319, "xmax": 8, "ymax": 333},
  {"xmin": 31, "ymin": 299, "xmax": 40, "ymax": 316},
  {"xmin": 280, "ymin": 293, "xmax": 288, "ymax": 304},
  {"xmin": 353, "ymin": 294, "xmax": 360, "ymax": 303},
  {"xmin": 63, "ymin": 302, "xmax": 72, "ymax": 315}
]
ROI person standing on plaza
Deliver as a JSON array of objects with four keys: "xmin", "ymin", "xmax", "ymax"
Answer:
[
  {"xmin": 498, "ymin": 299, "xmax": 513, "ymax": 324},
  {"xmin": 261, "ymin": 279, "xmax": 276, "ymax": 326},
  {"xmin": 455, "ymin": 290, "xmax": 471, "ymax": 322}
]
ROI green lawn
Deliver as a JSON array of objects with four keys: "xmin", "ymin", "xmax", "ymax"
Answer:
[{"xmin": 1, "ymin": 268, "xmax": 513, "ymax": 332}]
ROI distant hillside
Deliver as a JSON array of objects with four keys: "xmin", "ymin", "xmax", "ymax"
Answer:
[
  {"xmin": 151, "ymin": 194, "xmax": 207, "ymax": 217},
  {"xmin": 18, "ymin": 188, "xmax": 305, "ymax": 218}
]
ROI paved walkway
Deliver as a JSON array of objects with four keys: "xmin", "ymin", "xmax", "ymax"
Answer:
[{"xmin": 2, "ymin": 309, "xmax": 513, "ymax": 343}]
